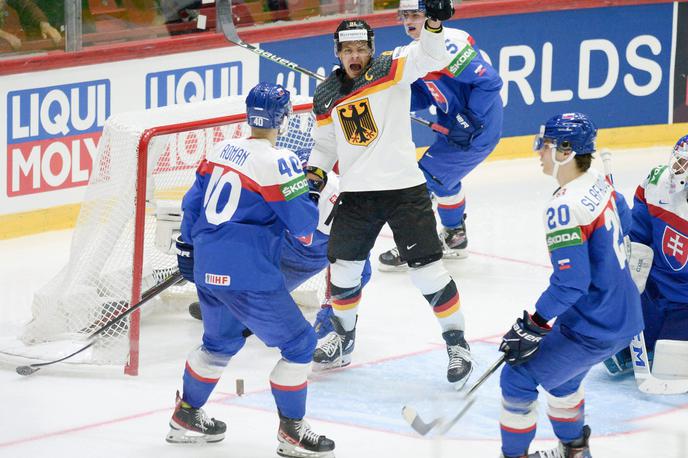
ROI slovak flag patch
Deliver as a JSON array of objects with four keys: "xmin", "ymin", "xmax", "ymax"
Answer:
[
  {"xmin": 662, "ymin": 226, "xmax": 688, "ymax": 271},
  {"xmin": 557, "ymin": 258, "xmax": 572, "ymax": 270},
  {"xmin": 423, "ymin": 81, "xmax": 449, "ymax": 113}
]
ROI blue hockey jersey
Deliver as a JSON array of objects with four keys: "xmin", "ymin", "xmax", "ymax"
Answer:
[
  {"xmin": 180, "ymin": 137, "xmax": 318, "ymax": 291},
  {"xmin": 535, "ymin": 169, "xmax": 643, "ymax": 340},
  {"xmin": 410, "ymin": 27, "xmax": 503, "ymax": 151},
  {"xmin": 630, "ymin": 165, "xmax": 688, "ymax": 306}
]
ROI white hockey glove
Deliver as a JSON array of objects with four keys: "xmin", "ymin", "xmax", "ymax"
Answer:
[
  {"xmin": 628, "ymin": 242, "xmax": 653, "ymax": 293},
  {"xmin": 154, "ymin": 201, "xmax": 183, "ymax": 255}
]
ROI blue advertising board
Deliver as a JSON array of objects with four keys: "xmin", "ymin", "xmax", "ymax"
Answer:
[{"xmin": 258, "ymin": 3, "xmax": 674, "ymax": 146}]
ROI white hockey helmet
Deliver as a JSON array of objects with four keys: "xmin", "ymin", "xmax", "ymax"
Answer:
[{"xmin": 669, "ymin": 134, "xmax": 688, "ymax": 194}]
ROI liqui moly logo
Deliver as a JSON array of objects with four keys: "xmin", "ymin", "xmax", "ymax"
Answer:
[
  {"xmin": 7, "ymin": 80, "xmax": 110, "ymax": 197},
  {"xmin": 146, "ymin": 61, "xmax": 243, "ymax": 108}
]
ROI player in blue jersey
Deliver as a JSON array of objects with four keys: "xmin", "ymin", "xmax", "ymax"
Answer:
[
  {"xmin": 166, "ymin": 82, "xmax": 335, "ymax": 458},
  {"xmin": 378, "ymin": 0, "xmax": 503, "ymax": 271},
  {"xmin": 188, "ymin": 149, "xmax": 373, "ymax": 339},
  {"xmin": 497, "ymin": 113, "xmax": 643, "ymax": 458},
  {"xmin": 604, "ymin": 134, "xmax": 688, "ymax": 377}
]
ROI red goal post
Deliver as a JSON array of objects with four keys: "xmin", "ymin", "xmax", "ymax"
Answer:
[{"xmin": 2, "ymin": 95, "xmax": 320, "ymax": 375}]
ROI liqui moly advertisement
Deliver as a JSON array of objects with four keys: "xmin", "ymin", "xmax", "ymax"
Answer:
[{"xmin": 6, "ymin": 80, "xmax": 110, "ymax": 197}]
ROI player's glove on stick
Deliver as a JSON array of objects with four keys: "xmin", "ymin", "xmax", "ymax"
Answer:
[
  {"xmin": 499, "ymin": 311, "xmax": 551, "ymax": 366},
  {"xmin": 175, "ymin": 235, "xmax": 195, "ymax": 283},
  {"xmin": 425, "ymin": 0, "xmax": 454, "ymax": 22},
  {"xmin": 447, "ymin": 110, "xmax": 484, "ymax": 149},
  {"xmin": 305, "ymin": 166, "xmax": 327, "ymax": 204}
]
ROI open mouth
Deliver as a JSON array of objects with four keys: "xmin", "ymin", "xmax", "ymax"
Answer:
[{"xmin": 349, "ymin": 63, "xmax": 362, "ymax": 73}]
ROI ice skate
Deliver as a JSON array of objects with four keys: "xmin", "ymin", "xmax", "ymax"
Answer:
[
  {"xmin": 378, "ymin": 246, "xmax": 409, "ymax": 272},
  {"xmin": 277, "ymin": 413, "xmax": 335, "ymax": 458},
  {"xmin": 188, "ymin": 301, "xmax": 202, "ymax": 321},
  {"xmin": 166, "ymin": 391, "xmax": 226, "ymax": 444},
  {"xmin": 312, "ymin": 315, "xmax": 355, "ymax": 370},
  {"xmin": 443, "ymin": 329, "xmax": 473, "ymax": 389},
  {"xmin": 440, "ymin": 216, "xmax": 468, "ymax": 259},
  {"xmin": 528, "ymin": 425, "xmax": 592, "ymax": 458}
]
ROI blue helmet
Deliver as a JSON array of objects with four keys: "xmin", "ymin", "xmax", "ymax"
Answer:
[
  {"xmin": 534, "ymin": 112, "xmax": 597, "ymax": 155},
  {"xmin": 245, "ymin": 82, "xmax": 291, "ymax": 130}
]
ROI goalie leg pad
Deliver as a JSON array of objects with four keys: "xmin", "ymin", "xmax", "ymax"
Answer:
[{"xmin": 653, "ymin": 339, "xmax": 688, "ymax": 378}]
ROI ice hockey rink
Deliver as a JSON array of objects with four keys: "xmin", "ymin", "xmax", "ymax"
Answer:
[{"xmin": 2, "ymin": 146, "xmax": 687, "ymax": 458}]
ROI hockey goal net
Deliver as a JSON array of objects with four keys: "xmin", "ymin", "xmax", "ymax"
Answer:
[{"xmin": 3, "ymin": 95, "xmax": 325, "ymax": 375}]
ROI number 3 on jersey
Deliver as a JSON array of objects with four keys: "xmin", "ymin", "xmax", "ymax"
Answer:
[{"xmin": 203, "ymin": 165, "xmax": 242, "ymax": 225}]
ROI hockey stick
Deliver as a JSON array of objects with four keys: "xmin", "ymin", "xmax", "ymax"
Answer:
[
  {"xmin": 402, "ymin": 353, "xmax": 505, "ymax": 436},
  {"xmin": 216, "ymin": 0, "xmax": 450, "ymax": 135},
  {"xmin": 630, "ymin": 332, "xmax": 688, "ymax": 394},
  {"xmin": 16, "ymin": 270, "xmax": 184, "ymax": 376}
]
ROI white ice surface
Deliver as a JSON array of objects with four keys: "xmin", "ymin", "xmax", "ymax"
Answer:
[{"xmin": 2, "ymin": 147, "xmax": 687, "ymax": 458}]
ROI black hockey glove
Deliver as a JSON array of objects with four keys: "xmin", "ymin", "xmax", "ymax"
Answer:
[
  {"xmin": 447, "ymin": 110, "xmax": 484, "ymax": 150},
  {"xmin": 175, "ymin": 234, "xmax": 195, "ymax": 283},
  {"xmin": 425, "ymin": 0, "xmax": 454, "ymax": 22},
  {"xmin": 499, "ymin": 311, "xmax": 551, "ymax": 366},
  {"xmin": 305, "ymin": 166, "xmax": 327, "ymax": 204}
]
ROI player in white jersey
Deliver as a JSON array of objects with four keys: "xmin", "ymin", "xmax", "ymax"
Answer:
[
  {"xmin": 604, "ymin": 134, "xmax": 688, "ymax": 377},
  {"xmin": 498, "ymin": 113, "xmax": 642, "ymax": 458},
  {"xmin": 306, "ymin": 4, "xmax": 475, "ymax": 390}
]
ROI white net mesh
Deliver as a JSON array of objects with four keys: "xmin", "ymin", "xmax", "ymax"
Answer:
[{"xmin": 8, "ymin": 95, "xmax": 322, "ymax": 371}]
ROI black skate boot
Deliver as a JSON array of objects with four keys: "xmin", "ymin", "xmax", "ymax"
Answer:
[
  {"xmin": 443, "ymin": 330, "xmax": 473, "ymax": 389},
  {"xmin": 440, "ymin": 215, "xmax": 468, "ymax": 259},
  {"xmin": 166, "ymin": 391, "xmax": 226, "ymax": 444},
  {"xmin": 313, "ymin": 315, "xmax": 355, "ymax": 370},
  {"xmin": 277, "ymin": 413, "xmax": 335, "ymax": 458},
  {"xmin": 528, "ymin": 425, "xmax": 592, "ymax": 458},
  {"xmin": 188, "ymin": 301, "xmax": 202, "ymax": 320},
  {"xmin": 378, "ymin": 246, "xmax": 409, "ymax": 272}
]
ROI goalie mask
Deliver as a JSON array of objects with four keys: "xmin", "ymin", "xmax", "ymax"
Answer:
[
  {"xmin": 334, "ymin": 19, "xmax": 375, "ymax": 57},
  {"xmin": 245, "ymin": 82, "xmax": 292, "ymax": 135},
  {"xmin": 533, "ymin": 112, "xmax": 597, "ymax": 178},
  {"xmin": 669, "ymin": 134, "xmax": 688, "ymax": 194}
]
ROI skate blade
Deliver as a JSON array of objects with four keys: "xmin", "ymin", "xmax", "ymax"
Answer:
[
  {"xmin": 312, "ymin": 355, "xmax": 352, "ymax": 372},
  {"xmin": 450, "ymin": 365, "xmax": 474, "ymax": 391},
  {"xmin": 165, "ymin": 424, "xmax": 225, "ymax": 444},
  {"xmin": 277, "ymin": 442, "xmax": 335, "ymax": 458},
  {"xmin": 442, "ymin": 249, "xmax": 468, "ymax": 260},
  {"xmin": 376, "ymin": 263, "xmax": 409, "ymax": 273}
]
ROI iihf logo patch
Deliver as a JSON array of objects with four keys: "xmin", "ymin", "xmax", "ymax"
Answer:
[
  {"xmin": 661, "ymin": 226, "xmax": 688, "ymax": 271},
  {"xmin": 423, "ymin": 81, "xmax": 449, "ymax": 113}
]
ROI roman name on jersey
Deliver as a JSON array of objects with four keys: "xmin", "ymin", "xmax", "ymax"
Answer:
[{"xmin": 218, "ymin": 144, "xmax": 251, "ymax": 166}]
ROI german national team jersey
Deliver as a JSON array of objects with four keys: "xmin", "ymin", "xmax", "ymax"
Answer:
[
  {"xmin": 410, "ymin": 27, "xmax": 503, "ymax": 151},
  {"xmin": 180, "ymin": 137, "xmax": 318, "ymax": 291},
  {"xmin": 535, "ymin": 169, "xmax": 643, "ymax": 340},
  {"xmin": 309, "ymin": 25, "xmax": 451, "ymax": 192},
  {"xmin": 631, "ymin": 165, "xmax": 688, "ymax": 306}
]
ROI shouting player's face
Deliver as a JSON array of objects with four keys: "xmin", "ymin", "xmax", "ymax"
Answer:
[
  {"xmin": 399, "ymin": 11, "xmax": 425, "ymax": 40},
  {"xmin": 338, "ymin": 41, "xmax": 373, "ymax": 79}
]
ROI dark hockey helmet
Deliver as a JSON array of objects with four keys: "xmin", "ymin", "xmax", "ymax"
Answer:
[
  {"xmin": 533, "ymin": 112, "xmax": 597, "ymax": 155},
  {"xmin": 245, "ymin": 82, "xmax": 292, "ymax": 133},
  {"xmin": 669, "ymin": 134, "xmax": 688, "ymax": 194},
  {"xmin": 333, "ymin": 19, "xmax": 375, "ymax": 56}
]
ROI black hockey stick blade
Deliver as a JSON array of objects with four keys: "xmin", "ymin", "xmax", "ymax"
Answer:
[{"xmin": 15, "ymin": 270, "xmax": 183, "ymax": 376}]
